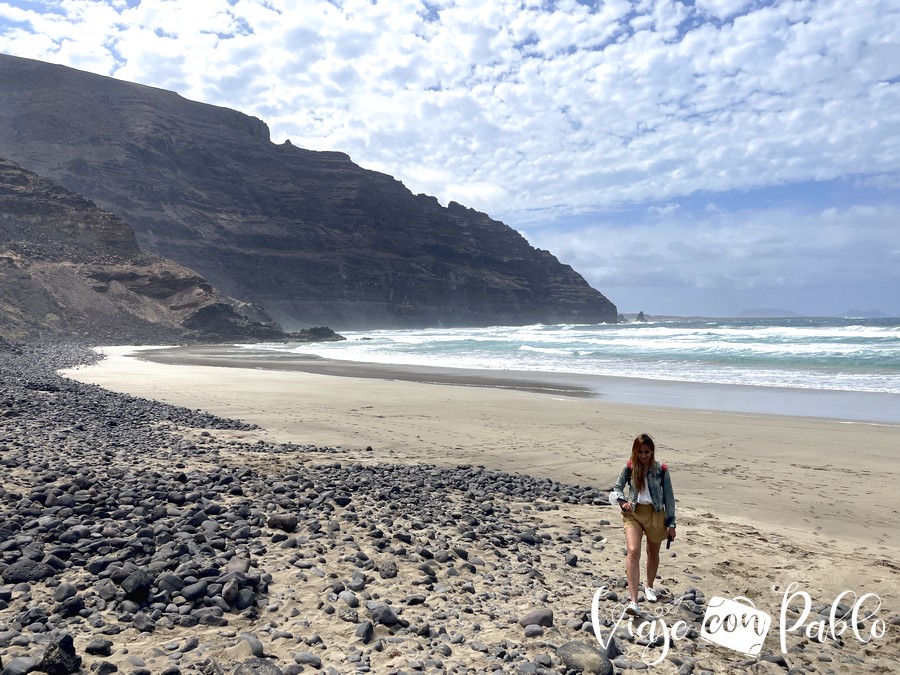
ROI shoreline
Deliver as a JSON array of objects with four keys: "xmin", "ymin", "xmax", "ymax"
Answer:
[
  {"xmin": 136, "ymin": 344, "xmax": 597, "ymax": 398},
  {"xmin": 140, "ymin": 343, "xmax": 900, "ymax": 425}
]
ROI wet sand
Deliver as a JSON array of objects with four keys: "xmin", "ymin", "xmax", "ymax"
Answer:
[{"xmin": 140, "ymin": 343, "xmax": 900, "ymax": 424}]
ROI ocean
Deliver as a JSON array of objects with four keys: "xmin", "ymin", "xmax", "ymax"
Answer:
[{"xmin": 241, "ymin": 317, "xmax": 900, "ymax": 423}]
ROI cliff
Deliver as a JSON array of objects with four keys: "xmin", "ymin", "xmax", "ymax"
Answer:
[
  {"xmin": 0, "ymin": 156, "xmax": 291, "ymax": 343},
  {"xmin": 0, "ymin": 53, "xmax": 617, "ymax": 329}
]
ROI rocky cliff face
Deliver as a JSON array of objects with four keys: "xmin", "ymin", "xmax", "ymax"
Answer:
[
  {"xmin": 0, "ymin": 156, "xmax": 287, "ymax": 343},
  {"xmin": 0, "ymin": 53, "xmax": 617, "ymax": 329}
]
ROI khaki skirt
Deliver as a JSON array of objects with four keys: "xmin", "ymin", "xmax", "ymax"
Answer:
[{"xmin": 623, "ymin": 503, "xmax": 667, "ymax": 543}]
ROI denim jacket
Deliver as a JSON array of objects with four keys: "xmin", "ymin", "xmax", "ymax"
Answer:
[{"xmin": 611, "ymin": 461, "xmax": 676, "ymax": 528}]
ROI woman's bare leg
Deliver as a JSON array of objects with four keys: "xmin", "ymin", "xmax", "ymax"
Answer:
[
  {"xmin": 645, "ymin": 538, "xmax": 662, "ymax": 589},
  {"xmin": 625, "ymin": 526, "xmax": 643, "ymax": 603}
]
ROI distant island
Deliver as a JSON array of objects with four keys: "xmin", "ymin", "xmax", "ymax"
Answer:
[{"xmin": 621, "ymin": 309, "xmax": 895, "ymax": 321}]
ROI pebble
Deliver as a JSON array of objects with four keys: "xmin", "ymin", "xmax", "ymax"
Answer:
[
  {"xmin": 292, "ymin": 651, "xmax": 322, "ymax": 668},
  {"xmin": 557, "ymin": 641, "xmax": 613, "ymax": 674},
  {"xmin": 519, "ymin": 608, "xmax": 554, "ymax": 628},
  {"xmin": 238, "ymin": 633, "xmax": 265, "ymax": 657}
]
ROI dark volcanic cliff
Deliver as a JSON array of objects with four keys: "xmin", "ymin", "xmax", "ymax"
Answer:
[
  {"xmin": 0, "ymin": 156, "xmax": 288, "ymax": 342},
  {"xmin": 0, "ymin": 53, "xmax": 617, "ymax": 330}
]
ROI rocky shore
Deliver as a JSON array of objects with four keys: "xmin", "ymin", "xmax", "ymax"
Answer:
[{"xmin": 1, "ymin": 341, "xmax": 897, "ymax": 674}]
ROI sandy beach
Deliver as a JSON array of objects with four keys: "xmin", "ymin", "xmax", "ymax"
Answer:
[
  {"xmin": 1, "ymin": 344, "xmax": 892, "ymax": 673},
  {"xmin": 64, "ymin": 347, "xmax": 900, "ymax": 597}
]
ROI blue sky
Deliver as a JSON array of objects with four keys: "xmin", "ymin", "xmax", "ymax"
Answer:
[{"xmin": 1, "ymin": 0, "xmax": 898, "ymax": 316}]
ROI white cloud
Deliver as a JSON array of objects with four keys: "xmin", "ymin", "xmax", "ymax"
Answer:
[
  {"xmin": 1, "ymin": 0, "xmax": 898, "ymax": 314},
  {"xmin": 694, "ymin": 0, "xmax": 756, "ymax": 21},
  {"xmin": 649, "ymin": 203, "xmax": 680, "ymax": 216},
  {"xmin": 3, "ymin": 0, "xmax": 895, "ymax": 218},
  {"xmin": 857, "ymin": 173, "xmax": 900, "ymax": 191}
]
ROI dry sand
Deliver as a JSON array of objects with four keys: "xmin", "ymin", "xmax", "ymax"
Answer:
[{"xmin": 59, "ymin": 345, "xmax": 900, "ymax": 669}]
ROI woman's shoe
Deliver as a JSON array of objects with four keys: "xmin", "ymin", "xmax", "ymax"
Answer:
[
  {"xmin": 645, "ymin": 587, "xmax": 658, "ymax": 602},
  {"xmin": 625, "ymin": 601, "xmax": 640, "ymax": 616}
]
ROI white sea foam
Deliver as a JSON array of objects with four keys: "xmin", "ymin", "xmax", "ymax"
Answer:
[{"xmin": 248, "ymin": 318, "xmax": 900, "ymax": 395}]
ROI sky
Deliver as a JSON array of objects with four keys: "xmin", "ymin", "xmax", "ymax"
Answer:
[{"xmin": 1, "ymin": 0, "xmax": 898, "ymax": 317}]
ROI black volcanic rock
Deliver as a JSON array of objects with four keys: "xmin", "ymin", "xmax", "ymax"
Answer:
[
  {"xmin": 0, "ymin": 53, "xmax": 617, "ymax": 329},
  {"xmin": 0, "ymin": 155, "xmax": 287, "ymax": 342}
]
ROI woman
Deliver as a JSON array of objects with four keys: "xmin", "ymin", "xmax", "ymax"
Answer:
[{"xmin": 610, "ymin": 433, "xmax": 676, "ymax": 616}]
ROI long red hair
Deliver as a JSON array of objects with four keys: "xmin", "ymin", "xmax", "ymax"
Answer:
[{"xmin": 628, "ymin": 433, "xmax": 655, "ymax": 493}]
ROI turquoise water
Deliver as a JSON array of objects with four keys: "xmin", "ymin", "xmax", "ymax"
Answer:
[{"xmin": 251, "ymin": 318, "xmax": 900, "ymax": 395}]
